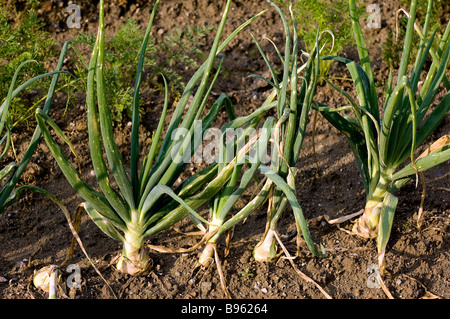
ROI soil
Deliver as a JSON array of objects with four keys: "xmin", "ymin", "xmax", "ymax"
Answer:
[{"xmin": 0, "ymin": 0, "xmax": 449, "ymax": 301}]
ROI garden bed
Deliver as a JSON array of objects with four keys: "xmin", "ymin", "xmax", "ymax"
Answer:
[{"xmin": 0, "ymin": 0, "xmax": 448, "ymax": 299}]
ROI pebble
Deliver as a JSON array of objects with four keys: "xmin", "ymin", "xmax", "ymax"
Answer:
[{"xmin": 0, "ymin": 277, "xmax": 7, "ymax": 283}]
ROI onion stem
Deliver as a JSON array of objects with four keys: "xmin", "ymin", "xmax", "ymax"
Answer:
[
  {"xmin": 353, "ymin": 174, "xmax": 390, "ymax": 238},
  {"xmin": 116, "ymin": 225, "xmax": 151, "ymax": 276}
]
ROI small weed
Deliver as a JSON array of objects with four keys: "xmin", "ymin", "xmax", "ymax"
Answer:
[
  {"xmin": 240, "ymin": 267, "xmax": 254, "ymax": 278},
  {"xmin": 0, "ymin": 7, "xmax": 57, "ymax": 129},
  {"xmin": 272, "ymin": 0, "xmax": 364, "ymax": 83},
  {"xmin": 402, "ymin": 221, "xmax": 412, "ymax": 230}
]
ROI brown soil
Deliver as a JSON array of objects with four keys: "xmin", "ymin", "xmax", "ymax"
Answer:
[{"xmin": 0, "ymin": 0, "xmax": 448, "ymax": 301}]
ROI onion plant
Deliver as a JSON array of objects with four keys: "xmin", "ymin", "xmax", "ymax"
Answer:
[
  {"xmin": 197, "ymin": 107, "xmax": 276, "ymax": 267},
  {"xmin": 197, "ymin": 1, "xmax": 326, "ymax": 267},
  {"xmin": 252, "ymin": 2, "xmax": 326, "ymax": 262},
  {"xmin": 0, "ymin": 42, "xmax": 69, "ymax": 214},
  {"xmin": 36, "ymin": 0, "xmax": 267, "ymax": 276},
  {"xmin": 315, "ymin": 0, "xmax": 450, "ymax": 273}
]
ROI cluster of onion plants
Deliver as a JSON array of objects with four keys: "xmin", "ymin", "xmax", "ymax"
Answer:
[
  {"xmin": 315, "ymin": 0, "xmax": 449, "ymax": 273},
  {"xmin": 36, "ymin": 0, "xmax": 271, "ymax": 276},
  {"xmin": 196, "ymin": 1, "xmax": 330, "ymax": 268}
]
